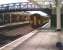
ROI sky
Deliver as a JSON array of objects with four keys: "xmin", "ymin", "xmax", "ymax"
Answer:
[{"xmin": 0, "ymin": 0, "xmax": 29, "ymax": 4}]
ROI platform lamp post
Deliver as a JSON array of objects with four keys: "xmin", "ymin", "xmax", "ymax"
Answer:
[
  {"xmin": 55, "ymin": 0, "xmax": 62, "ymax": 31},
  {"xmin": 55, "ymin": 0, "xmax": 63, "ymax": 50}
]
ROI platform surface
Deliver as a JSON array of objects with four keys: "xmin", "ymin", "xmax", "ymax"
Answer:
[
  {"xmin": 13, "ymin": 31, "xmax": 63, "ymax": 50},
  {"xmin": 1, "ymin": 22, "xmax": 63, "ymax": 50}
]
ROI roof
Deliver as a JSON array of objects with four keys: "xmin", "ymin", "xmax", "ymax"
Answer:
[{"xmin": 27, "ymin": 11, "xmax": 49, "ymax": 17}]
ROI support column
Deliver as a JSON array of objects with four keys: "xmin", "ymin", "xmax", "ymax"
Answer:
[
  {"xmin": 10, "ymin": 13, "xmax": 11, "ymax": 23},
  {"xmin": 56, "ymin": 0, "xmax": 61, "ymax": 31},
  {"xmin": 34, "ymin": 16, "xmax": 36, "ymax": 25},
  {"xmin": 2, "ymin": 13, "xmax": 4, "ymax": 24},
  {"xmin": 49, "ymin": 19, "xmax": 51, "ymax": 28}
]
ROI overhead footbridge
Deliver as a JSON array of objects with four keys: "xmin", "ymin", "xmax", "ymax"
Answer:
[{"xmin": 0, "ymin": 2, "xmax": 53, "ymax": 15}]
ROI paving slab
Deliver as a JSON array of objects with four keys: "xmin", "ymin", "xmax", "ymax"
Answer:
[{"xmin": 13, "ymin": 31, "xmax": 62, "ymax": 50}]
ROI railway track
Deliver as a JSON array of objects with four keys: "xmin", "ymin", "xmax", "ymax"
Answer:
[
  {"xmin": 0, "ymin": 21, "xmax": 49, "ymax": 47},
  {"xmin": 0, "ymin": 24, "xmax": 34, "ymax": 47}
]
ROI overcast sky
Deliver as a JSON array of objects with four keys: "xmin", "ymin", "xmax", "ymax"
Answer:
[{"xmin": 0, "ymin": 0, "xmax": 29, "ymax": 4}]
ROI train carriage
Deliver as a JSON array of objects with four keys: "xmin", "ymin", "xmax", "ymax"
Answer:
[{"xmin": 30, "ymin": 13, "xmax": 48, "ymax": 29}]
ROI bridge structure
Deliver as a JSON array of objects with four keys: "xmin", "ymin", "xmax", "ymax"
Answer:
[{"xmin": 0, "ymin": 2, "xmax": 52, "ymax": 15}]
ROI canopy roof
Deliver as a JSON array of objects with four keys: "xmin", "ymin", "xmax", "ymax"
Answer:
[{"xmin": 27, "ymin": 11, "xmax": 48, "ymax": 17}]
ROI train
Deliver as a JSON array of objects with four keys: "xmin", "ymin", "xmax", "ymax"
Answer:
[
  {"xmin": 0, "ymin": 13, "xmax": 48, "ymax": 28},
  {"xmin": 0, "ymin": 13, "xmax": 30, "ymax": 26},
  {"xmin": 0, "ymin": 13, "xmax": 30, "ymax": 36},
  {"xmin": 30, "ymin": 13, "xmax": 49, "ymax": 29},
  {"xmin": 0, "ymin": 13, "xmax": 49, "ymax": 37}
]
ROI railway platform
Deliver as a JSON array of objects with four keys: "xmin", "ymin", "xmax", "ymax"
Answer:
[
  {"xmin": 0, "ymin": 0, "xmax": 62, "ymax": 50},
  {"xmin": 0, "ymin": 21, "xmax": 29, "ymax": 28},
  {"xmin": 0, "ymin": 23, "xmax": 63, "ymax": 50},
  {"xmin": 13, "ymin": 31, "xmax": 59, "ymax": 50}
]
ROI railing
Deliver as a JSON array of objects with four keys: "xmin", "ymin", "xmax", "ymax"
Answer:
[{"xmin": 0, "ymin": 2, "xmax": 51, "ymax": 12}]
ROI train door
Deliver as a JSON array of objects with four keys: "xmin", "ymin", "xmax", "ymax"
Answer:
[
  {"xmin": 0, "ymin": 14, "xmax": 4, "ymax": 25},
  {"xmin": 4, "ymin": 14, "xmax": 10, "ymax": 24},
  {"xmin": 30, "ymin": 15, "xmax": 34, "ymax": 25},
  {"xmin": 33, "ymin": 16, "xmax": 37, "ymax": 25}
]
